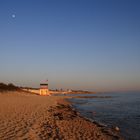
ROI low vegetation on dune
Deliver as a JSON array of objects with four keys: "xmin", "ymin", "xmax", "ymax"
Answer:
[{"xmin": 0, "ymin": 83, "xmax": 20, "ymax": 92}]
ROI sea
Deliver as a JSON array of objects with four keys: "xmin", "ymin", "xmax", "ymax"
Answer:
[{"xmin": 68, "ymin": 92, "xmax": 140, "ymax": 140}]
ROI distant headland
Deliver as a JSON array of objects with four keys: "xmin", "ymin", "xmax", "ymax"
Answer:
[{"xmin": 0, "ymin": 82, "xmax": 96, "ymax": 95}]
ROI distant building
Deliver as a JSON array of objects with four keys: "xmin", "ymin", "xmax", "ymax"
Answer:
[
  {"xmin": 67, "ymin": 89, "xmax": 72, "ymax": 93},
  {"xmin": 40, "ymin": 83, "xmax": 50, "ymax": 96}
]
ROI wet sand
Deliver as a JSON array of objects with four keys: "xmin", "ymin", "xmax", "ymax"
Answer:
[{"xmin": 0, "ymin": 91, "xmax": 123, "ymax": 140}]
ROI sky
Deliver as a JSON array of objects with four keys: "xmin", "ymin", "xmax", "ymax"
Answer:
[{"xmin": 0, "ymin": 0, "xmax": 140, "ymax": 91}]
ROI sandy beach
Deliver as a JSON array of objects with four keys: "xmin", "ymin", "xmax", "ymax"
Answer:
[{"xmin": 0, "ymin": 91, "xmax": 123, "ymax": 140}]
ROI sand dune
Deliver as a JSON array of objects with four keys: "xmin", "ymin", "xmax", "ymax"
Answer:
[{"xmin": 0, "ymin": 92, "xmax": 122, "ymax": 140}]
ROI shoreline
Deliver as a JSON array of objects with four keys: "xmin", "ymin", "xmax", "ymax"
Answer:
[
  {"xmin": 55, "ymin": 97, "xmax": 123, "ymax": 140},
  {"xmin": 0, "ymin": 91, "xmax": 123, "ymax": 140}
]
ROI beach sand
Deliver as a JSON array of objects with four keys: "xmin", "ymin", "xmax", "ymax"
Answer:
[{"xmin": 0, "ymin": 91, "xmax": 123, "ymax": 140}]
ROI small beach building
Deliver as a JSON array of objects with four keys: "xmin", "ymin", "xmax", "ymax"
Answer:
[{"xmin": 40, "ymin": 83, "xmax": 50, "ymax": 96}]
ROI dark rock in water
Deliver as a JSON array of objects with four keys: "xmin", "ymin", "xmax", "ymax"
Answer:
[{"xmin": 74, "ymin": 96, "xmax": 112, "ymax": 99}]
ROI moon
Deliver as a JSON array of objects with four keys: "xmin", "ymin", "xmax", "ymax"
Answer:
[{"xmin": 12, "ymin": 14, "xmax": 16, "ymax": 18}]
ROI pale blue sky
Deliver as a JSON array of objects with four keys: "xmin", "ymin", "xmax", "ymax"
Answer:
[{"xmin": 0, "ymin": 0, "xmax": 140, "ymax": 91}]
